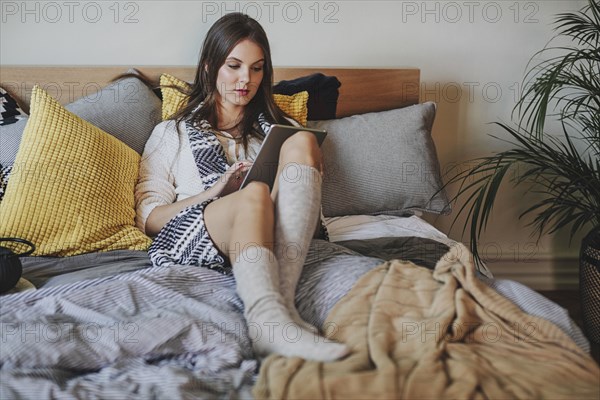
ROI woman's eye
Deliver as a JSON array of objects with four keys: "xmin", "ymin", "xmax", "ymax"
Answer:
[{"xmin": 227, "ymin": 64, "xmax": 262, "ymax": 72}]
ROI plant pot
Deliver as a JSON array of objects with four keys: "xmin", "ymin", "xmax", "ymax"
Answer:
[{"xmin": 580, "ymin": 227, "xmax": 600, "ymax": 344}]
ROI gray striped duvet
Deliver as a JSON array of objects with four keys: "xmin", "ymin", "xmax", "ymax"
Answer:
[{"xmin": 0, "ymin": 238, "xmax": 589, "ymax": 399}]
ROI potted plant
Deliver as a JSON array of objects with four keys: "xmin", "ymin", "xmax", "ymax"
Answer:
[{"xmin": 445, "ymin": 0, "xmax": 600, "ymax": 342}]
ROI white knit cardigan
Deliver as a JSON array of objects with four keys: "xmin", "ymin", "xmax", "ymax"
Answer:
[{"xmin": 135, "ymin": 118, "xmax": 298, "ymax": 234}]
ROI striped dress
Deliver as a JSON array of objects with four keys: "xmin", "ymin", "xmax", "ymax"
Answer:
[{"xmin": 148, "ymin": 115, "xmax": 271, "ymax": 274}]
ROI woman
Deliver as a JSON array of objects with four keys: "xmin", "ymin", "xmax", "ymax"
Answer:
[{"xmin": 135, "ymin": 13, "xmax": 348, "ymax": 362}]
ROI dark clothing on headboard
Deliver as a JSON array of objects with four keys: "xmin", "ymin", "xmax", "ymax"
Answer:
[{"xmin": 273, "ymin": 73, "xmax": 341, "ymax": 120}]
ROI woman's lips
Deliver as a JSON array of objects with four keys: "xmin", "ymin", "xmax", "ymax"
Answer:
[{"xmin": 235, "ymin": 89, "xmax": 250, "ymax": 96}]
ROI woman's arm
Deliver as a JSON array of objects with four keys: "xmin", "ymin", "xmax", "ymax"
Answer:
[
  {"xmin": 135, "ymin": 121, "xmax": 179, "ymax": 235},
  {"xmin": 136, "ymin": 121, "xmax": 211, "ymax": 237},
  {"xmin": 145, "ymin": 160, "xmax": 251, "ymax": 236},
  {"xmin": 144, "ymin": 188, "xmax": 218, "ymax": 236}
]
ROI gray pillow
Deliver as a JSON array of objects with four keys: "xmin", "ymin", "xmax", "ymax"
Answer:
[
  {"xmin": 1, "ymin": 75, "xmax": 162, "ymax": 166},
  {"xmin": 0, "ymin": 75, "xmax": 162, "ymax": 205},
  {"xmin": 307, "ymin": 102, "xmax": 450, "ymax": 217},
  {"xmin": 65, "ymin": 75, "xmax": 162, "ymax": 155}
]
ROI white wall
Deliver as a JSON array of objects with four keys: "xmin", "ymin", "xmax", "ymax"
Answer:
[{"xmin": 1, "ymin": 0, "xmax": 590, "ymax": 288}]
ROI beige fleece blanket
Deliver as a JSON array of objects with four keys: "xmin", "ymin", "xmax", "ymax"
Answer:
[{"xmin": 254, "ymin": 244, "xmax": 600, "ymax": 399}]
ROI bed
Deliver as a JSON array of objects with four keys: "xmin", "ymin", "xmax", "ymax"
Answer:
[{"xmin": 0, "ymin": 66, "xmax": 598, "ymax": 399}]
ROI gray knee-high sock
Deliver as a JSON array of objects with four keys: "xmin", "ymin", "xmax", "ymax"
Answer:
[
  {"xmin": 274, "ymin": 164, "xmax": 323, "ymax": 331},
  {"xmin": 232, "ymin": 245, "xmax": 349, "ymax": 362}
]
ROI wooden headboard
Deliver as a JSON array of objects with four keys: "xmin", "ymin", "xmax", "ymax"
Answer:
[{"xmin": 0, "ymin": 67, "xmax": 420, "ymax": 118}]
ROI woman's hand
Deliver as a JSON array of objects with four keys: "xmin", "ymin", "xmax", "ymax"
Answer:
[
  {"xmin": 212, "ymin": 161, "xmax": 253, "ymax": 197},
  {"xmin": 146, "ymin": 161, "xmax": 252, "ymax": 236}
]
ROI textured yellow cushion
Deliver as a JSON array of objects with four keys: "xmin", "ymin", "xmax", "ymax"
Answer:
[
  {"xmin": 160, "ymin": 73, "xmax": 190, "ymax": 121},
  {"xmin": 273, "ymin": 91, "xmax": 308, "ymax": 126},
  {"xmin": 0, "ymin": 86, "xmax": 151, "ymax": 256},
  {"xmin": 160, "ymin": 73, "xmax": 309, "ymax": 125}
]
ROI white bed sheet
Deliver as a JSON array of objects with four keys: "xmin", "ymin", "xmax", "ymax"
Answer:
[
  {"xmin": 325, "ymin": 214, "xmax": 492, "ymax": 278},
  {"xmin": 325, "ymin": 214, "xmax": 453, "ymax": 245}
]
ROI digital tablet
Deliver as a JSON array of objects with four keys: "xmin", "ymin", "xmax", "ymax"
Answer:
[{"xmin": 239, "ymin": 124, "xmax": 327, "ymax": 191}]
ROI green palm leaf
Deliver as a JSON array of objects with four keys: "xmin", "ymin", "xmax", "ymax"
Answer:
[
  {"xmin": 444, "ymin": 1, "xmax": 600, "ymax": 269},
  {"xmin": 514, "ymin": 0, "xmax": 600, "ymax": 144},
  {"xmin": 443, "ymin": 123, "xmax": 600, "ymax": 268}
]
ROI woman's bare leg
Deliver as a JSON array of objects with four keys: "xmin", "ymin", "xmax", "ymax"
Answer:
[{"xmin": 204, "ymin": 181, "xmax": 274, "ymax": 261}]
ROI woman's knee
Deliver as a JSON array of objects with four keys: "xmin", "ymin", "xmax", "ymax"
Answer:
[
  {"xmin": 239, "ymin": 181, "xmax": 273, "ymax": 215},
  {"xmin": 280, "ymin": 131, "xmax": 321, "ymax": 168}
]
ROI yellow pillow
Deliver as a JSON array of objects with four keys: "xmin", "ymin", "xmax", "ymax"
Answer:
[
  {"xmin": 273, "ymin": 91, "xmax": 309, "ymax": 126},
  {"xmin": 0, "ymin": 86, "xmax": 151, "ymax": 256},
  {"xmin": 160, "ymin": 73, "xmax": 190, "ymax": 121},
  {"xmin": 160, "ymin": 73, "xmax": 309, "ymax": 126}
]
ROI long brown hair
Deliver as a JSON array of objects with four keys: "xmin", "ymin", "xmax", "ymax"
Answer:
[{"xmin": 171, "ymin": 12, "xmax": 293, "ymax": 149}]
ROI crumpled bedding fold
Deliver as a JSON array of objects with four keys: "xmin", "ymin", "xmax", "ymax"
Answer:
[{"xmin": 254, "ymin": 244, "xmax": 600, "ymax": 400}]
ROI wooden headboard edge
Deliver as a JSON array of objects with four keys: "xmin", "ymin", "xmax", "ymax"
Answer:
[{"xmin": 0, "ymin": 66, "xmax": 420, "ymax": 118}]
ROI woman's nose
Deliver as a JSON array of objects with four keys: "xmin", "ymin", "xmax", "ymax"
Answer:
[{"xmin": 238, "ymin": 67, "xmax": 250, "ymax": 83}]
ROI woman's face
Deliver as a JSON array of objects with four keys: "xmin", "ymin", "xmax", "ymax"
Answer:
[{"xmin": 215, "ymin": 39, "xmax": 265, "ymax": 111}]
